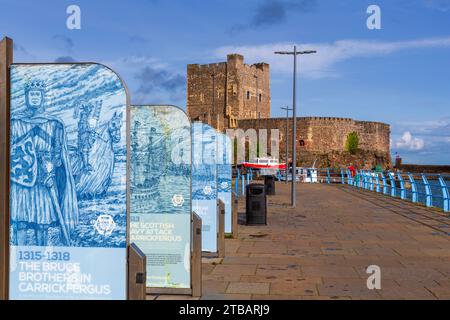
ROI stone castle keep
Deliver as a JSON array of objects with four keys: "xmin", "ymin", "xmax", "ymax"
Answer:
[
  {"xmin": 187, "ymin": 54, "xmax": 391, "ymax": 169},
  {"xmin": 187, "ymin": 54, "xmax": 270, "ymax": 131}
]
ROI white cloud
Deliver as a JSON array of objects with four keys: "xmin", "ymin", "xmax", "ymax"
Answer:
[
  {"xmin": 214, "ymin": 37, "xmax": 450, "ymax": 78},
  {"xmin": 394, "ymin": 131, "xmax": 425, "ymax": 151}
]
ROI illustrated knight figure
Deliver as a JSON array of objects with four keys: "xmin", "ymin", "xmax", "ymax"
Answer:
[
  {"xmin": 74, "ymin": 100, "xmax": 102, "ymax": 173},
  {"xmin": 10, "ymin": 79, "xmax": 79, "ymax": 246}
]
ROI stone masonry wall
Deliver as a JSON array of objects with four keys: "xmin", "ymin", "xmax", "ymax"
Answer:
[
  {"xmin": 236, "ymin": 117, "xmax": 391, "ymax": 169},
  {"xmin": 187, "ymin": 54, "xmax": 270, "ymax": 130}
]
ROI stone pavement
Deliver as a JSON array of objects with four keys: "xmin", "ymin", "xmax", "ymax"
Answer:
[{"xmin": 149, "ymin": 182, "xmax": 450, "ymax": 300}]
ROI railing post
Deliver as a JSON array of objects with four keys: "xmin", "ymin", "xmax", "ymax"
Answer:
[
  {"xmin": 422, "ymin": 174, "xmax": 433, "ymax": 207},
  {"xmin": 438, "ymin": 175, "xmax": 449, "ymax": 213},
  {"xmin": 408, "ymin": 174, "xmax": 418, "ymax": 203},
  {"xmin": 241, "ymin": 175, "xmax": 245, "ymax": 195},
  {"xmin": 381, "ymin": 172, "xmax": 388, "ymax": 195},
  {"xmin": 397, "ymin": 173, "xmax": 406, "ymax": 200},
  {"xmin": 340, "ymin": 169, "xmax": 345, "ymax": 184},
  {"xmin": 364, "ymin": 171, "xmax": 368, "ymax": 188},
  {"xmin": 246, "ymin": 173, "xmax": 250, "ymax": 186},
  {"xmin": 362, "ymin": 171, "xmax": 368, "ymax": 189},
  {"xmin": 346, "ymin": 170, "xmax": 352, "ymax": 185},
  {"xmin": 369, "ymin": 171, "xmax": 375, "ymax": 191},
  {"xmin": 357, "ymin": 171, "xmax": 362, "ymax": 188},
  {"xmin": 375, "ymin": 172, "xmax": 380, "ymax": 193},
  {"xmin": 388, "ymin": 172, "xmax": 396, "ymax": 197},
  {"xmin": 326, "ymin": 168, "xmax": 331, "ymax": 184},
  {"xmin": 235, "ymin": 169, "xmax": 240, "ymax": 197}
]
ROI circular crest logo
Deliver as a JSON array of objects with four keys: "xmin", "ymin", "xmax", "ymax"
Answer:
[
  {"xmin": 94, "ymin": 214, "xmax": 116, "ymax": 236},
  {"xmin": 203, "ymin": 185, "xmax": 212, "ymax": 195},
  {"xmin": 172, "ymin": 194, "xmax": 185, "ymax": 207}
]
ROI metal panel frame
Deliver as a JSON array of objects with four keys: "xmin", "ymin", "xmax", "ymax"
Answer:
[{"xmin": 0, "ymin": 36, "xmax": 13, "ymax": 301}]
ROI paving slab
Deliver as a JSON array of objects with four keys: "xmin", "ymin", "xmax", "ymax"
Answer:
[{"xmin": 148, "ymin": 182, "xmax": 450, "ymax": 300}]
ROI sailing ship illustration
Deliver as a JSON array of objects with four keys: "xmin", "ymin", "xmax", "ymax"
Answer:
[{"xmin": 131, "ymin": 121, "xmax": 164, "ymax": 201}]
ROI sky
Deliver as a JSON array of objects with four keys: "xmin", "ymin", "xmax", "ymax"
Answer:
[{"xmin": 1, "ymin": 0, "xmax": 449, "ymax": 164}]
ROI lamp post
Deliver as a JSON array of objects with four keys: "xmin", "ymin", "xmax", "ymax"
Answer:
[
  {"xmin": 280, "ymin": 106, "xmax": 292, "ymax": 185},
  {"xmin": 275, "ymin": 46, "xmax": 316, "ymax": 208}
]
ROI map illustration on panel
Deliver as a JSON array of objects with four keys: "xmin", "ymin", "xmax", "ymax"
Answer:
[
  {"xmin": 9, "ymin": 64, "xmax": 128, "ymax": 300},
  {"xmin": 130, "ymin": 105, "xmax": 191, "ymax": 289},
  {"xmin": 192, "ymin": 122, "xmax": 218, "ymax": 253},
  {"xmin": 217, "ymin": 133, "xmax": 232, "ymax": 234}
]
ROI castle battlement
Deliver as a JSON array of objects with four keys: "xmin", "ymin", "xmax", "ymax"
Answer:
[{"xmin": 186, "ymin": 54, "xmax": 391, "ymax": 169}]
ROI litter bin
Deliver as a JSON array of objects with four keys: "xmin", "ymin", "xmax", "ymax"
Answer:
[
  {"xmin": 264, "ymin": 175, "xmax": 276, "ymax": 195},
  {"xmin": 246, "ymin": 184, "xmax": 267, "ymax": 225}
]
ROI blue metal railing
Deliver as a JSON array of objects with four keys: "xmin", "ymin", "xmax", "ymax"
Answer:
[
  {"xmin": 319, "ymin": 169, "xmax": 449, "ymax": 213},
  {"xmin": 234, "ymin": 167, "xmax": 449, "ymax": 212}
]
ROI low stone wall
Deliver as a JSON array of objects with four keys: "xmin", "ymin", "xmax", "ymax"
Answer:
[
  {"xmin": 236, "ymin": 116, "xmax": 392, "ymax": 169},
  {"xmin": 398, "ymin": 164, "xmax": 450, "ymax": 174}
]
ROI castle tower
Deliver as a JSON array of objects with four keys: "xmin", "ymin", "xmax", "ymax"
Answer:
[{"xmin": 187, "ymin": 54, "xmax": 270, "ymax": 130}]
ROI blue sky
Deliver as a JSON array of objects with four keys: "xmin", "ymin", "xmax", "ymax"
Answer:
[{"xmin": 1, "ymin": 0, "xmax": 449, "ymax": 164}]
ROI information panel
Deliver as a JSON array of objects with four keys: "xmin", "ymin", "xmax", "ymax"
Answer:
[
  {"xmin": 9, "ymin": 64, "xmax": 128, "ymax": 300},
  {"xmin": 130, "ymin": 105, "xmax": 191, "ymax": 289},
  {"xmin": 192, "ymin": 123, "xmax": 217, "ymax": 253},
  {"xmin": 217, "ymin": 133, "xmax": 232, "ymax": 234}
]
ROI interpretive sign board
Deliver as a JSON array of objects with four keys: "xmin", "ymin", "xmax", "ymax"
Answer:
[
  {"xmin": 130, "ymin": 105, "xmax": 191, "ymax": 289},
  {"xmin": 192, "ymin": 123, "xmax": 218, "ymax": 253},
  {"xmin": 217, "ymin": 133, "xmax": 232, "ymax": 234},
  {"xmin": 9, "ymin": 64, "xmax": 128, "ymax": 300}
]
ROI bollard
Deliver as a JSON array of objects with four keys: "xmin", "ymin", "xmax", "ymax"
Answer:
[
  {"xmin": 191, "ymin": 212, "xmax": 202, "ymax": 297},
  {"xmin": 241, "ymin": 175, "xmax": 245, "ymax": 195},
  {"xmin": 127, "ymin": 243, "xmax": 147, "ymax": 300}
]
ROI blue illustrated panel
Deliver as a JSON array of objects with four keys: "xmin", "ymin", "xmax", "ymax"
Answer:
[
  {"xmin": 9, "ymin": 64, "xmax": 128, "ymax": 300},
  {"xmin": 192, "ymin": 123, "xmax": 217, "ymax": 253},
  {"xmin": 130, "ymin": 105, "xmax": 191, "ymax": 289},
  {"xmin": 217, "ymin": 133, "xmax": 232, "ymax": 234}
]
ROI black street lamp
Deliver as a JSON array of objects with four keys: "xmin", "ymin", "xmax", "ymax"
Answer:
[
  {"xmin": 275, "ymin": 46, "xmax": 317, "ymax": 208},
  {"xmin": 281, "ymin": 106, "xmax": 292, "ymax": 185}
]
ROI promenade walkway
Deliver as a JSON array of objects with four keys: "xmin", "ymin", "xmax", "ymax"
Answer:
[{"xmin": 151, "ymin": 182, "xmax": 450, "ymax": 300}]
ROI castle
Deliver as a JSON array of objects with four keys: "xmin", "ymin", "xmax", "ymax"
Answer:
[{"xmin": 187, "ymin": 54, "xmax": 391, "ymax": 169}]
